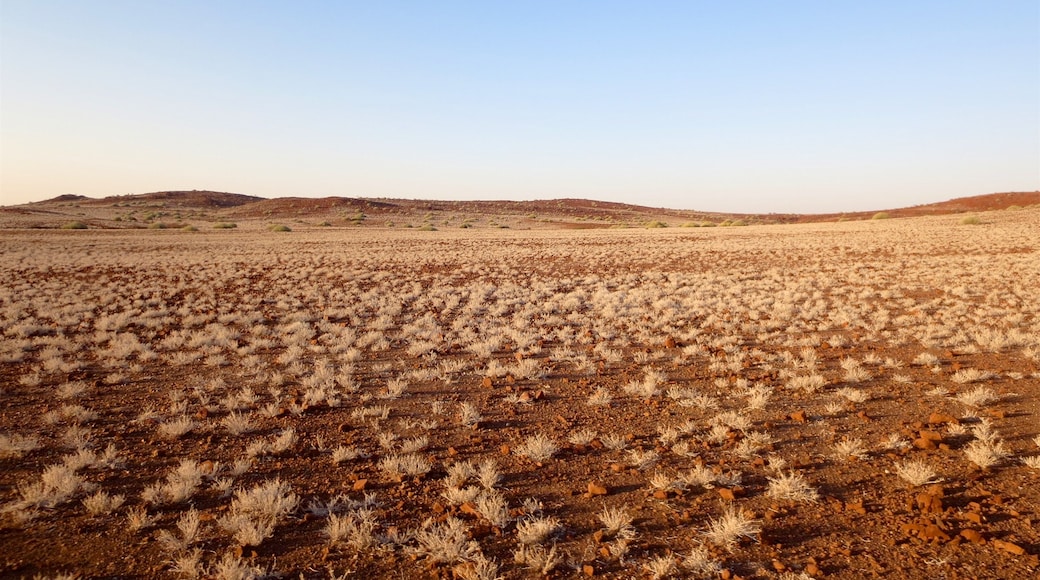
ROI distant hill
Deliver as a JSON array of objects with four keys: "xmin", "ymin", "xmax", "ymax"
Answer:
[{"xmin": 5, "ymin": 189, "xmax": 1037, "ymax": 230}]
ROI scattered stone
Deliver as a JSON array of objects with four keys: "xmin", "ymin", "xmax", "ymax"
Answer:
[
  {"xmin": 664, "ymin": 336, "xmax": 677, "ymax": 349},
  {"xmin": 652, "ymin": 489, "xmax": 670, "ymax": 500},
  {"xmin": 927, "ymin": 412, "xmax": 959, "ymax": 425},
  {"xmin": 481, "ymin": 377, "xmax": 493, "ymax": 388},
  {"xmin": 919, "ymin": 430, "xmax": 942, "ymax": 442},
  {"xmin": 790, "ymin": 410, "xmax": 807, "ymax": 423},
  {"xmin": 582, "ymin": 563, "xmax": 596, "ymax": 577},
  {"xmin": 916, "ymin": 493, "xmax": 943, "ymax": 514},
  {"xmin": 718, "ymin": 488, "xmax": 737, "ymax": 501},
  {"xmin": 913, "ymin": 437, "xmax": 937, "ymax": 450},
  {"xmin": 587, "ymin": 482, "xmax": 608, "ymax": 496},
  {"xmin": 845, "ymin": 500, "xmax": 867, "ymax": 515},
  {"xmin": 960, "ymin": 529, "xmax": 984, "ymax": 544},
  {"xmin": 992, "ymin": 539, "xmax": 1026, "ymax": 556},
  {"xmin": 499, "ymin": 444, "xmax": 511, "ymax": 455},
  {"xmin": 460, "ymin": 502, "xmax": 480, "ymax": 518}
]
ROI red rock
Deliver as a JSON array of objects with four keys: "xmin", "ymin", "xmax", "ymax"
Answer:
[
  {"xmin": 917, "ymin": 493, "xmax": 943, "ymax": 514},
  {"xmin": 718, "ymin": 488, "xmax": 737, "ymax": 501},
  {"xmin": 846, "ymin": 500, "xmax": 867, "ymax": 515},
  {"xmin": 805, "ymin": 563, "xmax": 821, "ymax": 576},
  {"xmin": 913, "ymin": 437, "xmax": 937, "ymax": 450},
  {"xmin": 664, "ymin": 336, "xmax": 677, "ymax": 349},
  {"xmin": 352, "ymin": 479, "xmax": 367, "ymax": 491},
  {"xmin": 927, "ymin": 413, "xmax": 959, "ymax": 425},
  {"xmin": 960, "ymin": 529, "xmax": 984, "ymax": 544},
  {"xmin": 992, "ymin": 539, "xmax": 1026, "ymax": 555},
  {"xmin": 582, "ymin": 564, "xmax": 596, "ymax": 576},
  {"xmin": 652, "ymin": 489, "xmax": 670, "ymax": 500},
  {"xmin": 587, "ymin": 482, "xmax": 608, "ymax": 496},
  {"xmin": 499, "ymin": 444, "xmax": 511, "ymax": 455},
  {"xmin": 460, "ymin": 502, "xmax": 480, "ymax": 517},
  {"xmin": 481, "ymin": 377, "xmax": 493, "ymax": 388},
  {"xmin": 790, "ymin": 410, "xmax": 807, "ymax": 423},
  {"xmin": 919, "ymin": 430, "xmax": 942, "ymax": 442}
]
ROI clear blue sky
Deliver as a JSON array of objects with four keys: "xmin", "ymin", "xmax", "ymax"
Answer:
[{"xmin": 2, "ymin": 1, "xmax": 1038, "ymax": 212}]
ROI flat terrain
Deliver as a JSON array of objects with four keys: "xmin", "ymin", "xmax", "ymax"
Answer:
[{"xmin": 1, "ymin": 208, "xmax": 1038, "ymax": 579}]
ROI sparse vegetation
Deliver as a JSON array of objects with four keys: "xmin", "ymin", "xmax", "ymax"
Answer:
[{"xmin": 1, "ymin": 206, "xmax": 1037, "ymax": 577}]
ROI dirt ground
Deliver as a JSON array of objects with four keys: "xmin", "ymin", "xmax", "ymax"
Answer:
[{"xmin": 1, "ymin": 207, "xmax": 1038, "ymax": 579}]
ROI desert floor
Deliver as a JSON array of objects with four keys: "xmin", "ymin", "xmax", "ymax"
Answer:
[{"xmin": 1, "ymin": 209, "xmax": 1038, "ymax": 579}]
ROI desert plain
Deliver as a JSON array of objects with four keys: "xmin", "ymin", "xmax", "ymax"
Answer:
[{"xmin": 1, "ymin": 193, "xmax": 1039, "ymax": 579}]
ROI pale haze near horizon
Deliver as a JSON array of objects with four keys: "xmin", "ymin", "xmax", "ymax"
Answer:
[{"xmin": 1, "ymin": 1, "xmax": 1037, "ymax": 213}]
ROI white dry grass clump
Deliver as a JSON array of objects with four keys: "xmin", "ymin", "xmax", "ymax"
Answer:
[
  {"xmin": 567, "ymin": 428, "xmax": 597, "ymax": 446},
  {"xmin": 331, "ymin": 446, "xmax": 364, "ymax": 465},
  {"xmin": 126, "ymin": 505, "xmax": 155, "ymax": 533},
  {"xmin": 12, "ymin": 463, "xmax": 94, "ymax": 511},
  {"xmin": 515, "ymin": 515, "xmax": 560, "ymax": 545},
  {"xmin": 82, "ymin": 490, "xmax": 125, "ymax": 516},
  {"xmin": 912, "ymin": 352, "xmax": 940, "ymax": 366},
  {"xmin": 835, "ymin": 387, "xmax": 869, "ymax": 404},
  {"xmin": 411, "ymin": 516, "xmax": 479, "ymax": 564},
  {"xmin": 598, "ymin": 506, "xmax": 636, "ymax": 540},
  {"xmin": 683, "ymin": 545, "xmax": 722, "ymax": 577},
  {"xmin": 1023, "ymin": 456, "xmax": 1040, "ymax": 470},
  {"xmin": 833, "ymin": 438, "xmax": 869, "ymax": 461},
  {"xmin": 513, "ymin": 543, "xmax": 562, "ymax": 575},
  {"xmin": 221, "ymin": 412, "xmax": 253, "ymax": 436},
  {"xmin": 326, "ymin": 508, "xmax": 379, "ymax": 551},
  {"xmin": 601, "ymin": 433, "xmax": 628, "ymax": 451},
  {"xmin": 218, "ymin": 478, "xmax": 299, "ymax": 547},
  {"xmin": 587, "ymin": 387, "xmax": 613, "ymax": 406},
  {"xmin": 766, "ymin": 471, "xmax": 819, "ymax": 503},
  {"xmin": 643, "ymin": 554, "xmax": 678, "ymax": 580},
  {"xmin": 963, "ymin": 420, "xmax": 1008, "ymax": 470},
  {"xmin": 951, "ymin": 368, "xmax": 994, "ymax": 384},
  {"xmin": 457, "ymin": 402, "xmax": 482, "ymax": 428},
  {"xmin": 474, "ymin": 490, "xmax": 510, "ymax": 528},
  {"xmin": 0, "ymin": 433, "xmax": 39, "ymax": 459},
  {"xmin": 703, "ymin": 507, "xmax": 761, "ymax": 551},
  {"xmin": 158, "ymin": 508, "xmax": 203, "ymax": 552},
  {"xmin": 627, "ymin": 449, "xmax": 660, "ymax": 470},
  {"xmin": 514, "ymin": 433, "xmax": 559, "ymax": 462},
  {"xmin": 953, "ymin": 386, "xmax": 999, "ymax": 408},
  {"xmin": 379, "ymin": 453, "xmax": 433, "ymax": 479},
  {"xmin": 895, "ymin": 459, "xmax": 940, "ymax": 487},
  {"xmin": 158, "ymin": 415, "xmax": 196, "ymax": 440}
]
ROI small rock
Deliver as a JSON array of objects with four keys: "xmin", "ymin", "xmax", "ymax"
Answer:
[
  {"xmin": 919, "ymin": 430, "xmax": 942, "ymax": 442},
  {"xmin": 499, "ymin": 444, "xmax": 511, "ymax": 455},
  {"xmin": 481, "ymin": 377, "xmax": 493, "ymax": 388},
  {"xmin": 805, "ymin": 563, "xmax": 821, "ymax": 576},
  {"xmin": 460, "ymin": 502, "xmax": 480, "ymax": 517},
  {"xmin": 960, "ymin": 529, "xmax": 984, "ymax": 544},
  {"xmin": 927, "ymin": 412, "xmax": 959, "ymax": 425},
  {"xmin": 992, "ymin": 539, "xmax": 1026, "ymax": 555},
  {"xmin": 587, "ymin": 482, "xmax": 608, "ymax": 496},
  {"xmin": 652, "ymin": 489, "xmax": 669, "ymax": 500},
  {"xmin": 352, "ymin": 479, "xmax": 367, "ymax": 491},
  {"xmin": 913, "ymin": 437, "xmax": 937, "ymax": 450},
  {"xmin": 582, "ymin": 564, "xmax": 596, "ymax": 577},
  {"xmin": 917, "ymin": 493, "xmax": 943, "ymax": 514},
  {"xmin": 790, "ymin": 410, "xmax": 807, "ymax": 423}
]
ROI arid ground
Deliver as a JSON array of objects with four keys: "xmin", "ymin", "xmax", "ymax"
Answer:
[{"xmin": 1, "ymin": 195, "xmax": 1038, "ymax": 579}]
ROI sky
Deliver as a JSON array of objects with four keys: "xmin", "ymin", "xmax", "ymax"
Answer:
[{"xmin": 1, "ymin": 1, "xmax": 1038, "ymax": 213}]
